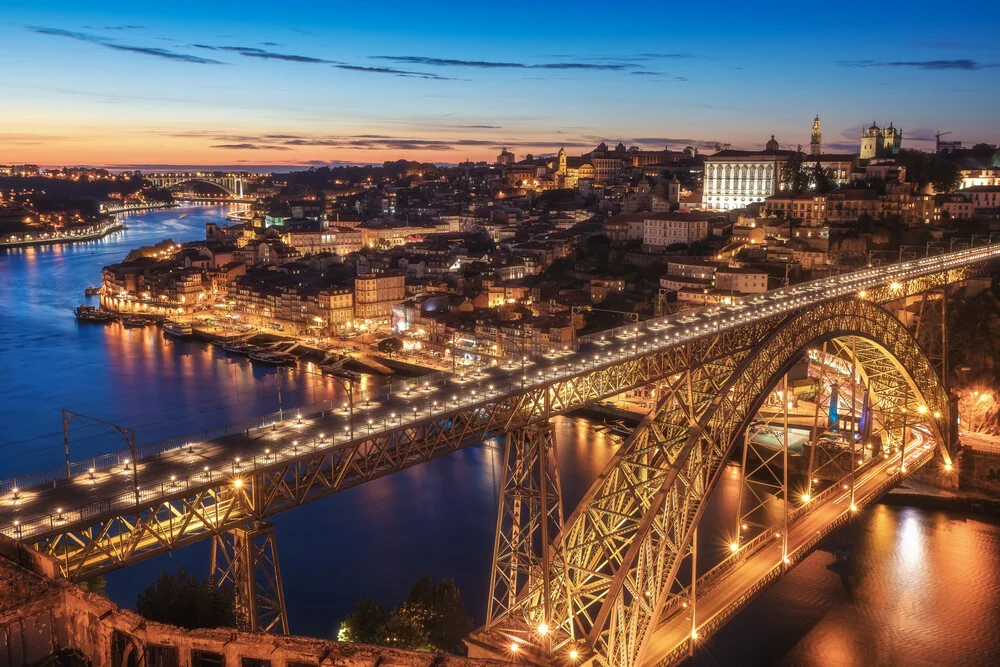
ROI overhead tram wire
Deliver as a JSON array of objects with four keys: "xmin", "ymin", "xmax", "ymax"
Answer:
[{"xmin": 0, "ymin": 366, "xmax": 345, "ymax": 455}]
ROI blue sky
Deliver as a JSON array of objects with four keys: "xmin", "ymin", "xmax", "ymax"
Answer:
[{"xmin": 2, "ymin": 0, "xmax": 999, "ymax": 167}]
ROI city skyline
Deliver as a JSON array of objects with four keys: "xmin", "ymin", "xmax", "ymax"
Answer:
[{"xmin": 3, "ymin": 0, "xmax": 1000, "ymax": 168}]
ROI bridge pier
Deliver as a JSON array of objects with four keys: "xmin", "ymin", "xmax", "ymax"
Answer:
[
  {"xmin": 211, "ymin": 521, "xmax": 289, "ymax": 635},
  {"xmin": 480, "ymin": 420, "xmax": 574, "ymax": 659}
]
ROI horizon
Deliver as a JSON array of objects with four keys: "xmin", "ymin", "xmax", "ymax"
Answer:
[{"xmin": 3, "ymin": 0, "xmax": 999, "ymax": 167}]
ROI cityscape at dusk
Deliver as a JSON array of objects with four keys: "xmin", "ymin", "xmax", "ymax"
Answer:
[
  {"xmin": 3, "ymin": 2, "xmax": 1000, "ymax": 667},
  {"xmin": 4, "ymin": 0, "xmax": 1000, "ymax": 167}
]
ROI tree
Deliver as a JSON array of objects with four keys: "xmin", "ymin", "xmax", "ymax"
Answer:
[
  {"xmin": 929, "ymin": 158, "xmax": 962, "ymax": 194},
  {"xmin": 780, "ymin": 148, "xmax": 811, "ymax": 194},
  {"xmin": 377, "ymin": 336, "xmax": 404, "ymax": 357},
  {"xmin": 404, "ymin": 575, "xmax": 474, "ymax": 653},
  {"xmin": 811, "ymin": 162, "xmax": 834, "ymax": 194},
  {"xmin": 381, "ymin": 603, "xmax": 431, "ymax": 650},
  {"xmin": 77, "ymin": 575, "xmax": 107, "ymax": 596},
  {"xmin": 338, "ymin": 598, "xmax": 388, "ymax": 644},
  {"xmin": 135, "ymin": 568, "xmax": 235, "ymax": 630},
  {"xmin": 337, "ymin": 576, "xmax": 473, "ymax": 654}
]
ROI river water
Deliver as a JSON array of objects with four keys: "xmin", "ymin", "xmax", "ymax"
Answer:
[{"xmin": 1, "ymin": 205, "xmax": 998, "ymax": 665}]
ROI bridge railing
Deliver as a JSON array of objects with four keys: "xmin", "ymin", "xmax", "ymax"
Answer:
[
  {"xmin": 4, "ymin": 244, "xmax": 999, "ymax": 508},
  {"xmin": 0, "ymin": 366, "xmax": 531, "ymax": 497}
]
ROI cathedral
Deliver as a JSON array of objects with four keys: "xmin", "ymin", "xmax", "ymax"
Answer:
[{"xmin": 860, "ymin": 121, "xmax": 902, "ymax": 160}]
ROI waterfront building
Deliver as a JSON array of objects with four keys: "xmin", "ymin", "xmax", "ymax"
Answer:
[{"xmin": 354, "ymin": 272, "xmax": 406, "ymax": 323}]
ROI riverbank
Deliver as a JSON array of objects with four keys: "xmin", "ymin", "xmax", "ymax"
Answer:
[
  {"xmin": 884, "ymin": 476, "xmax": 1000, "ymax": 513},
  {"xmin": 100, "ymin": 202, "xmax": 178, "ymax": 215},
  {"xmin": 0, "ymin": 220, "xmax": 127, "ymax": 249}
]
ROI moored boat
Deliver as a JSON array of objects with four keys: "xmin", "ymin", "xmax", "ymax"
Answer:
[
  {"xmin": 221, "ymin": 341, "xmax": 255, "ymax": 354},
  {"xmin": 248, "ymin": 350, "xmax": 297, "ymax": 366},
  {"xmin": 75, "ymin": 305, "xmax": 113, "ymax": 323},
  {"xmin": 162, "ymin": 320, "xmax": 193, "ymax": 338},
  {"xmin": 121, "ymin": 315, "xmax": 150, "ymax": 328}
]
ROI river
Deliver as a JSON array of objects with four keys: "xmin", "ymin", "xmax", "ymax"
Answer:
[{"xmin": 1, "ymin": 205, "xmax": 998, "ymax": 664}]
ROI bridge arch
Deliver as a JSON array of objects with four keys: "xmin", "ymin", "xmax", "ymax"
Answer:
[
  {"xmin": 538, "ymin": 298, "xmax": 950, "ymax": 667},
  {"xmin": 158, "ymin": 178, "xmax": 239, "ymax": 197}
]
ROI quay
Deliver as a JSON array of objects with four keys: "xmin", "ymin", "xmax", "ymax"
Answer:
[{"xmin": 1, "ymin": 220, "xmax": 126, "ymax": 249}]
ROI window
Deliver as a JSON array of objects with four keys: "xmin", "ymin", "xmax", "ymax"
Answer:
[
  {"xmin": 147, "ymin": 646, "xmax": 179, "ymax": 667},
  {"xmin": 192, "ymin": 651, "xmax": 224, "ymax": 667},
  {"xmin": 241, "ymin": 659, "xmax": 271, "ymax": 667}
]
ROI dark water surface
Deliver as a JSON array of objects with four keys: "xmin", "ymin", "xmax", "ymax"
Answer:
[{"xmin": 2, "ymin": 206, "xmax": 998, "ymax": 665}]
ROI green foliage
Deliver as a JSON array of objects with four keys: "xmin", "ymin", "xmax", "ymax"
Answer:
[
  {"xmin": 404, "ymin": 576, "xmax": 474, "ymax": 652},
  {"xmin": 811, "ymin": 162, "xmax": 834, "ymax": 194},
  {"xmin": 780, "ymin": 149, "xmax": 811, "ymax": 194},
  {"xmin": 338, "ymin": 576, "xmax": 473, "ymax": 654},
  {"xmin": 135, "ymin": 567, "xmax": 235, "ymax": 630},
  {"xmin": 77, "ymin": 575, "xmax": 107, "ymax": 596},
  {"xmin": 897, "ymin": 149, "xmax": 963, "ymax": 193},
  {"xmin": 381, "ymin": 602, "xmax": 431, "ymax": 650},
  {"xmin": 338, "ymin": 598, "xmax": 388, "ymax": 644},
  {"xmin": 377, "ymin": 337, "xmax": 404, "ymax": 357},
  {"xmin": 930, "ymin": 159, "xmax": 962, "ymax": 194}
]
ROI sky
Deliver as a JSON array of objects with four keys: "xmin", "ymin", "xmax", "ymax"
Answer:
[{"xmin": 2, "ymin": 0, "xmax": 999, "ymax": 169}]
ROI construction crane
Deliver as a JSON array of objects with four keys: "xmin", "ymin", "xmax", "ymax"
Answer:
[{"xmin": 935, "ymin": 131, "xmax": 953, "ymax": 153}]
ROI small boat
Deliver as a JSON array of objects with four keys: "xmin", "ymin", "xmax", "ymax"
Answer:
[
  {"xmin": 75, "ymin": 305, "xmax": 113, "ymax": 323},
  {"xmin": 248, "ymin": 350, "xmax": 297, "ymax": 366},
  {"xmin": 121, "ymin": 315, "xmax": 150, "ymax": 328},
  {"xmin": 178, "ymin": 213, "xmax": 187, "ymax": 219},
  {"xmin": 221, "ymin": 341, "xmax": 254, "ymax": 355},
  {"xmin": 163, "ymin": 320, "xmax": 193, "ymax": 338},
  {"xmin": 84, "ymin": 286, "xmax": 102, "ymax": 297},
  {"xmin": 327, "ymin": 368, "xmax": 362, "ymax": 381}
]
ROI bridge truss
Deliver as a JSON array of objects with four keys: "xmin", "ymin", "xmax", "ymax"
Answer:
[
  {"xmin": 472, "ymin": 298, "xmax": 952, "ymax": 667},
  {"xmin": 1, "ymin": 247, "xmax": 995, "ymax": 643}
]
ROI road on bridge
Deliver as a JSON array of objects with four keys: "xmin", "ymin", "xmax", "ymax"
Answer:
[{"xmin": 1, "ymin": 244, "xmax": 994, "ymax": 572}]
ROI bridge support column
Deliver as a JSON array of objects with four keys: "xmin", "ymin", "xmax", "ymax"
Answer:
[
  {"xmin": 211, "ymin": 521, "xmax": 289, "ymax": 635},
  {"xmin": 485, "ymin": 420, "xmax": 570, "ymax": 652}
]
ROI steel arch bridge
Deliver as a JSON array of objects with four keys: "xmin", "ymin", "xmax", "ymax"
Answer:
[
  {"xmin": 0, "ymin": 244, "xmax": 996, "ymax": 655},
  {"xmin": 470, "ymin": 296, "xmax": 950, "ymax": 667},
  {"xmin": 145, "ymin": 172, "xmax": 246, "ymax": 198}
]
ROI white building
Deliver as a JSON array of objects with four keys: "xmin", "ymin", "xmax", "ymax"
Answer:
[
  {"xmin": 641, "ymin": 212, "xmax": 711, "ymax": 249},
  {"xmin": 715, "ymin": 267, "xmax": 768, "ymax": 294}
]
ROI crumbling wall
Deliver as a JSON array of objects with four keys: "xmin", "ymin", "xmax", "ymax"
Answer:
[{"xmin": 1, "ymin": 542, "xmax": 510, "ymax": 667}]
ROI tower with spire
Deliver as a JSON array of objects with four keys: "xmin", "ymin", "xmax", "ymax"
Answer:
[{"xmin": 810, "ymin": 115, "xmax": 822, "ymax": 157}]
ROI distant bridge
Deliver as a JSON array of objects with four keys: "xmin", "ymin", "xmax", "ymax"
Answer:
[
  {"xmin": 2, "ymin": 243, "xmax": 998, "ymax": 662},
  {"xmin": 145, "ymin": 172, "xmax": 247, "ymax": 198}
]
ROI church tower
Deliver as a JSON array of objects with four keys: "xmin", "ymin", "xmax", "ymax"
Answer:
[
  {"xmin": 810, "ymin": 115, "xmax": 822, "ymax": 157},
  {"xmin": 558, "ymin": 147, "xmax": 567, "ymax": 175}
]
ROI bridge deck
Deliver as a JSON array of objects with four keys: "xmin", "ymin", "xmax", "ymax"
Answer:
[
  {"xmin": 641, "ymin": 433, "xmax": 935, "ymax": 667},
  {"xmin": 2, "ymin": 245, "xmax": 996, "ymax": 556}
]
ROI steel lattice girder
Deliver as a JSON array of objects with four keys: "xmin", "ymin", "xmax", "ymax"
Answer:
[
  {"xmin": 212, "ymin": 521, "xmax": 288, "ymax": 635},
  {"xmin": 486, "ymin": 422, "xmax": 572, "ymax": 649},
  {"xmin": 27, "ymin": 264, "xmax": 966, "ymax": 581},
  {"xmin": 523, "ymin": 298, "xmax": 949, "ymax": 667}
]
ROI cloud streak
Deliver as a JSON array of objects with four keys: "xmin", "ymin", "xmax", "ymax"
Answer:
[
  {"xmin": 333, "ymin": 64, "xmax": 449, "ymax": 79},
  {"xmin": 374, "ymin": 55, "xmax": 629, "ymax": 71},
  {"xmin": 191, "ymin": 132, "xmax": 598, "ymax": 153},
  {"xmin": 839, "ymin": 59, "xmax": 998, "ymax": 70},
  {"xmin": 218, "ymin": 46, "xmax": 334, "ymax": 64},
  {"xmin": 28, "ymin": 26, "xmax": 222, "ymax": 64},
  {"xmin": 211, "ymin": 143, "xmax": 293, "ymax": 151}
]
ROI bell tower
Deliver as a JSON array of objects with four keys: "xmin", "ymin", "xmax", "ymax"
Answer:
[{"xmin": 810, "ymin": 115, "xmax": 822, "ymax": 157}]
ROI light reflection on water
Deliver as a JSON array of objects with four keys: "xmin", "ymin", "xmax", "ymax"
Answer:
[
  {"xmin": 2, "ymin": 206, "xmax": 999, "ymax": 663},
  {"xmin": 690, "ymin": 505, "xmax": 1000, "ymax": 667}
]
